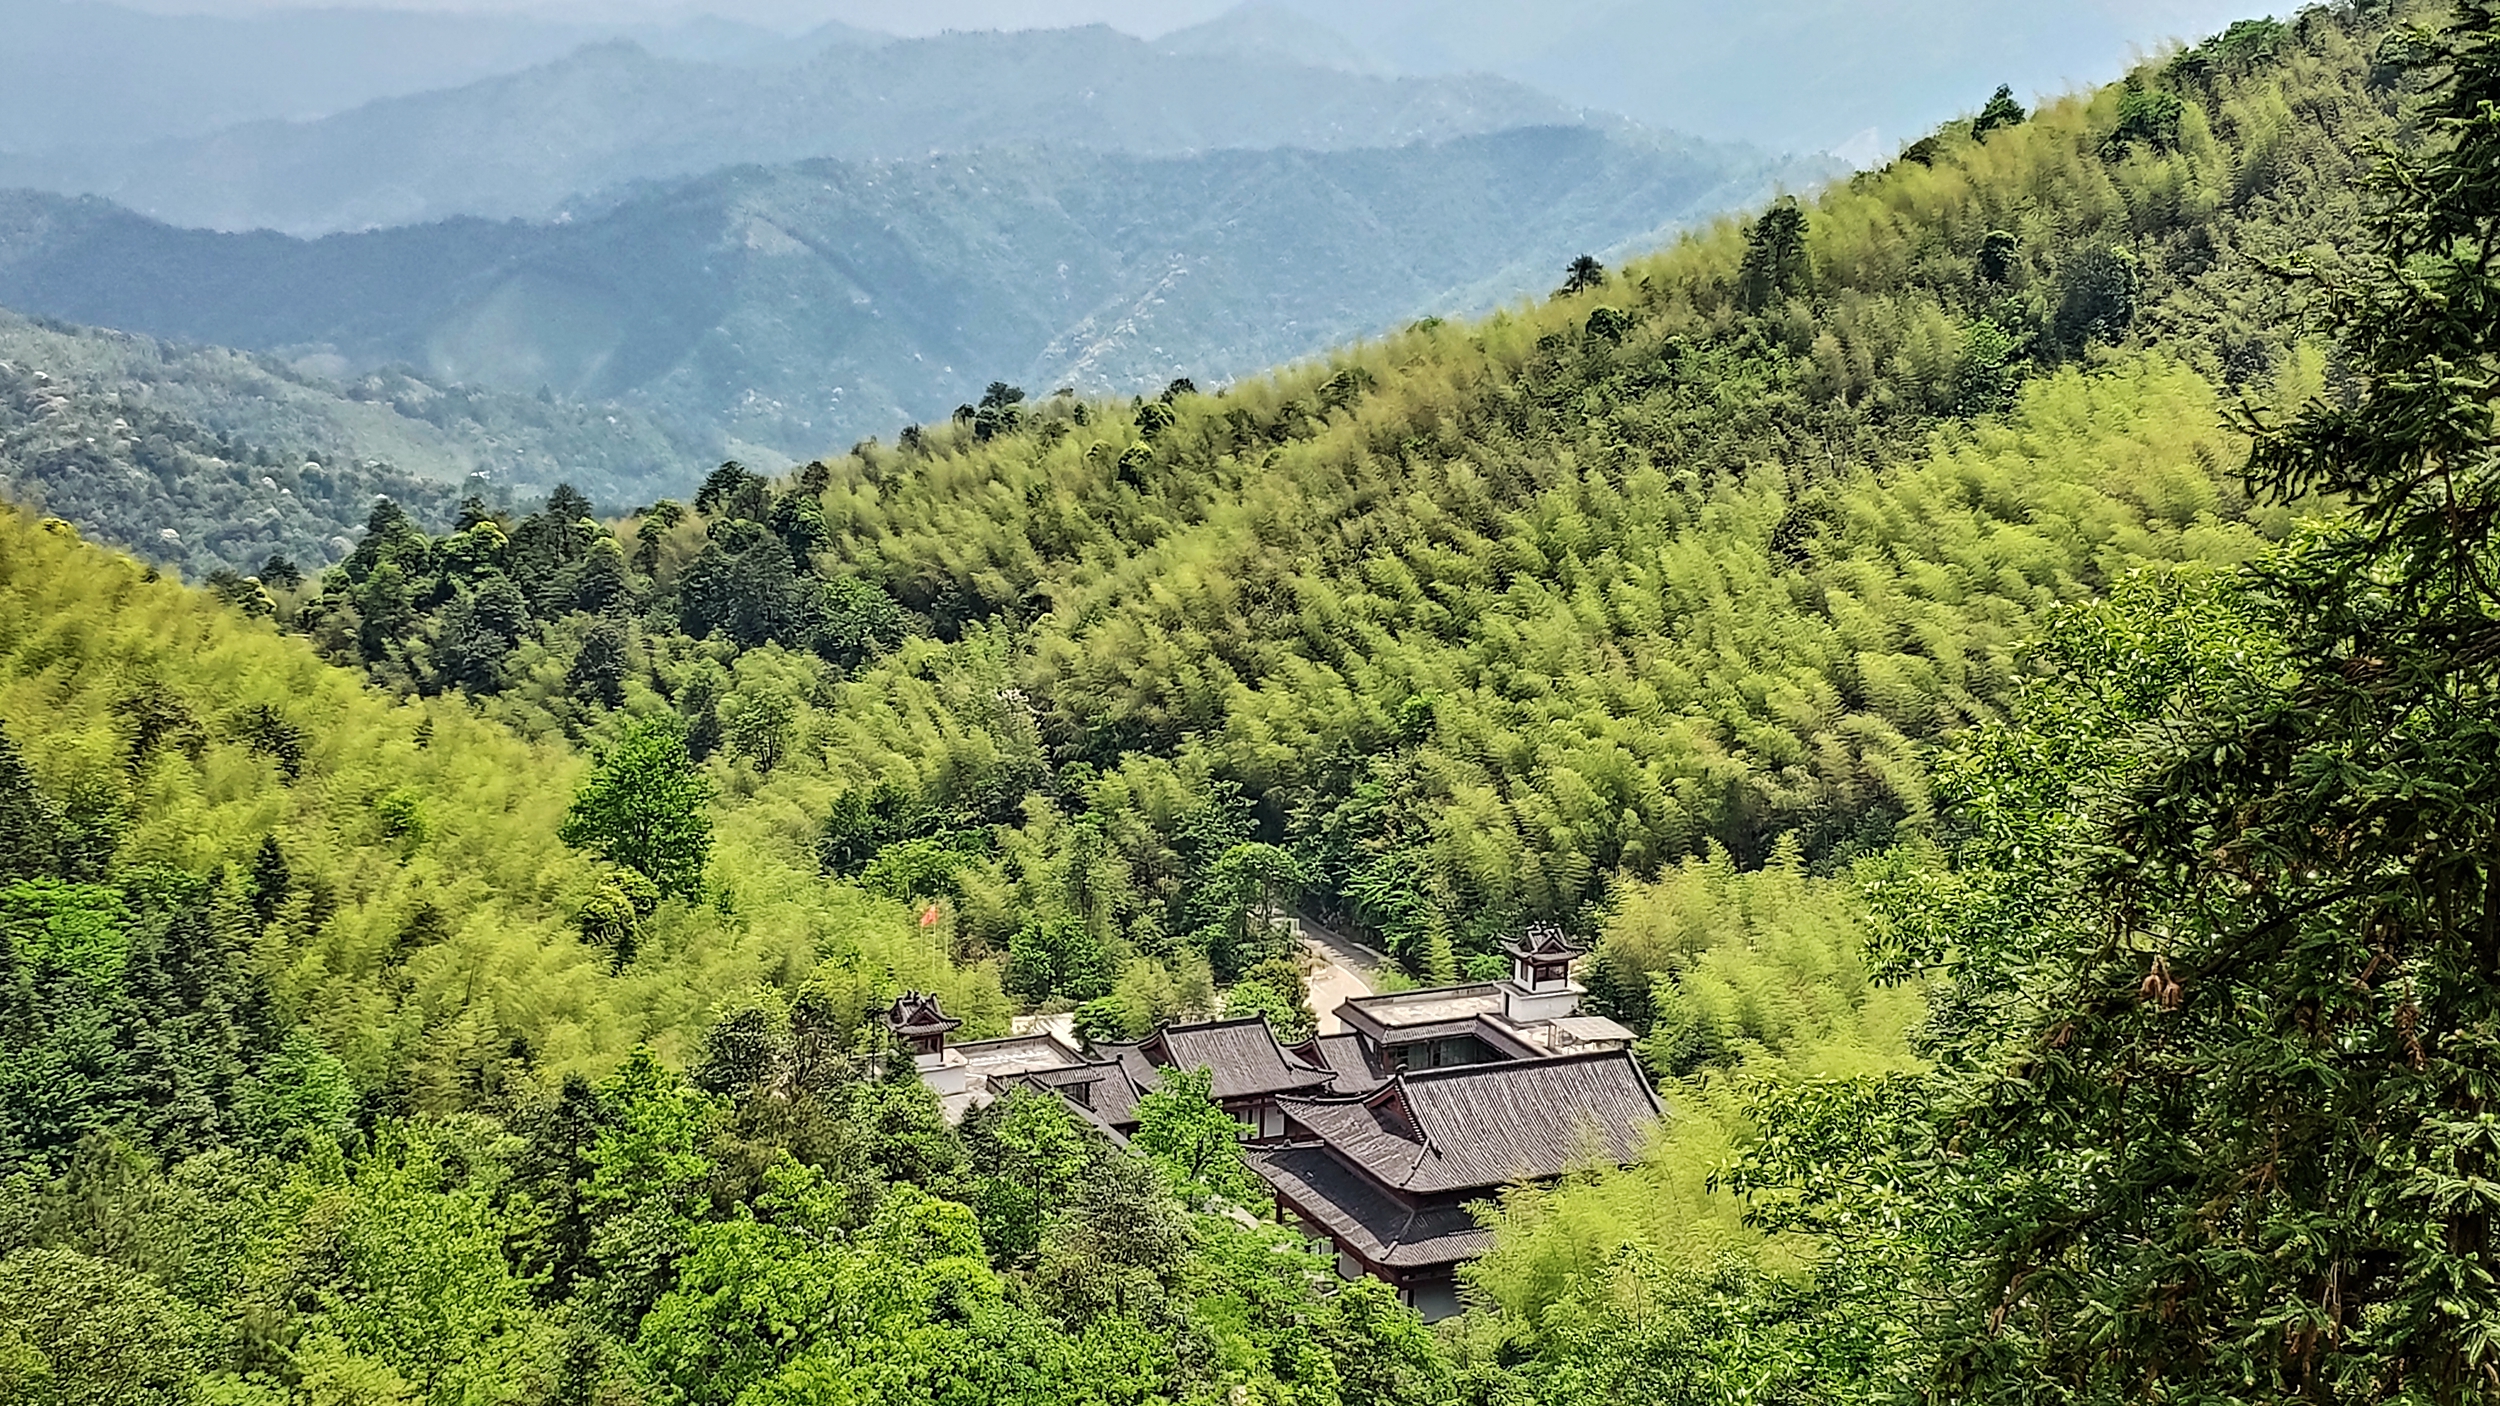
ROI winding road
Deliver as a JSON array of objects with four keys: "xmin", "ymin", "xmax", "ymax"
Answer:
[{"xmin": 1295, "ymin": 912, "xmax": 1392, "ymax": 1033}]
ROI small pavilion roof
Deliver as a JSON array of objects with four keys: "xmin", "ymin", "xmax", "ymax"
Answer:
[
  {"xmin": 1501, "ymin": 923, "xmax": 1585, "ymax": 964},
  {"xmin": 885, "ymin": 990, "xmax": 962, "ymax": 1038}
]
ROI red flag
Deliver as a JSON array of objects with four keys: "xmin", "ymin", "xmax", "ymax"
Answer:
[{"xmin": 919, "ymin": 904, "xmax": 942, "ymax": 928}]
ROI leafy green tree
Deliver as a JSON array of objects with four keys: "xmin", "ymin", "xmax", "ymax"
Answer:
[
  {"xmin": 1910, "ymin": 18, "xmax": 2500, "ymax": 1396},
  {"xmin": 962, "ymin": 1089, "xmax": 1087, "ymax": 1262},
  {"xmin": 1199, "ymin": 843, "xmax": 1303, "ymax": 982},
  {"xmin": 768, "ymin": 490, "xmax": 830, "ymax": 564},
  {"xmin": 574, "ymin": 868, "xmax": 658, "ymax": 968},
  {"xmin": 1071, "ymin": 996, "xmax": 1129, "ymax": 1047},
  {"xmin": 723, "ymin": 689, "xmax": 795, "ymax": 773},
  {"xmin": 1034, "ymin": 1149, "xmax": 1188, "ymax": 1323},
  {"xmin": 2102, "ymin": 74, "xmax": 2186, "ymax": 156},
  {"xmin": 559, "ymin": 717, "xmax": 713, "ymax": 899},
  {"xmin": 0, "ymin": 1247, "xmax": 209, "ymax": 1406},
  {"xmin": 231, "ymin": 1028, "xmax": 358, "ymax": 1152},
  {"xmin": 1128, "ymin": 1066, "xmax": 1257, "ymax": 1206},
  {"xmin": 817, "ymin": 782, "xmax": 915, "ymax": 875},
  {"xmin": 814, "ymin": 577, "xmax": 906, "ymax": 670},
  {"xmin": 1005, "ymin": 914, "xmax": 1117, "ymax": 1003},
  {"xmin": 852, "ymin": 1055, "xmax": 963, "ymax": 1189},
  {"xmin": 583, "ymin": 1047, "xmax": 715, "ymax": 1331},
  {"xmin": 1219, "ymin": 957, "xmax": 1316, "ymax": 1043}
]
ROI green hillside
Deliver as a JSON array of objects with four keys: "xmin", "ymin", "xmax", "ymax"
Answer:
[
  {"xmin": 0, "ymin": 507, "xmax": 1436, "ymax": 1404},
  {"xmin": 9, "ymin": 2, "xmax": 2498, "ymax": 1402},
  {"xmin": 273, "ymin": 2, "xmax": 2389, "ymax": 976}
]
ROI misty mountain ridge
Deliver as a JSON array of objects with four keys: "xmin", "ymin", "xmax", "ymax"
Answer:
[
  {"xmin": 0, "ymin": 126, "xmax": 1829, "ymax": 462},
  {"xmin": 0, "ymin": 21, "xmax": 1600, "ymax": 237},
  {"xmin": 1153, "ymin": 2, "xmax": 1389, "ymax": 74},
  {"xmin": 0, "ymin": 0, "xmax": 891, "ymax": 155}
]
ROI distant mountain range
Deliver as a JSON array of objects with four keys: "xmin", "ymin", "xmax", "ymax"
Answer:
[
  {"xmin": 0, "ymin": 127, "xmax": 1829, "ymax": 462},
  {"xmin": 0, "ymin": 0, "xmax": 892, "ymax": 154},
  {"xmin": 0, "ymin": 23, "xmax": 1585, "ymax": 236}
]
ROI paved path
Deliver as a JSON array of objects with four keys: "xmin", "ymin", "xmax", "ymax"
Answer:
[{"xmin": 1295, "ymin": 913, "xmax": 1392, "ymax": 1034}]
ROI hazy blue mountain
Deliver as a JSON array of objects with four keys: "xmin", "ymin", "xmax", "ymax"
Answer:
[
  {"xmin": 1154, "ymin": 2, "xmax": 1387, "ymax": 72},
  {"xmin": 0, "ymin": 0, "xmax": 884, "ymax": 156},
  {"xmin": 0, "ymin": 24, "xmax": 1588, "ymax": 236},
  {"xmin": 0, "ymin": 127, "xmax": 1831, "ymax": 461}
]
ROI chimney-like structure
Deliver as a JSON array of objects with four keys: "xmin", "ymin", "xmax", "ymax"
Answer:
[{"xmin": 1499, "ymin": 923, "xmax": 1584, "ymax": 1025}]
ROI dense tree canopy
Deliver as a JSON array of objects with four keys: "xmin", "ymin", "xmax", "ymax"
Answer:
[{"xmin": 7, "ymin": 4, "xmax": 2495, "ymax": 1401}]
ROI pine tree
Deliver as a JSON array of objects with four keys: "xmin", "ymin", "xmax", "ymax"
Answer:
[
  {"xmin": 247, "ymin": 835, "xmax": 290, "ymax": 932},
  {"xmin": 1971, "ymin": 83, "xmax": 2026, "ymax": 139},
  {"xmin": 0, "ymin": 723, "xmax": 56, "ymax": 885},
  {"xmin": 1737, "ymin": 198, "xmax": 1811, "ymax": 310},
  {"xmin": 1558, "ymin": 254, "xmax": 1607, "ymax": 295},
  {"xmin": 566, "ymin": 620, "xmax": 631, "ymax": 709}
]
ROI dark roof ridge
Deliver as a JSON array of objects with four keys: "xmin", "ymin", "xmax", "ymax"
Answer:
[
  {"xmin": 1096, "ymin": 1011, "xmax": 1293, "ymax": 1050},
  {"xmin": 1397, "ymin": 1047, "xmax": 1639, "ymax": 1082},
  {"xmin": 1269, "ymin": 1048, "xmax": 1653, "ymax": 1111}
]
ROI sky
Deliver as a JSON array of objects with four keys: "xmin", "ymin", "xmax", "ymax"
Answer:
[{"xmin": 103, "ymin": 0, "xmax": 2285, "ymax": 153}]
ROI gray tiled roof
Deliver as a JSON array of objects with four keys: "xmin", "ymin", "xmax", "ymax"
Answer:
[
  {"xmin": 1097, "ymin": 1017, "xmax": 1337, "ymax": 1102},
  {"xmin": 1012, "ymin": 1058, "xmax": 1151, "ymax": 1128},
  {"xmin": 1273, "ymin": 1050, "xmax": 1662, "ymax": 1195},
  {"xmin": 1245, "ymin": 1143, "xmax": 1493, "ymax": 1269},
  {"xmin": 1293, "ymin": 1032, "xmax": 1387, "ymax": 1094}
]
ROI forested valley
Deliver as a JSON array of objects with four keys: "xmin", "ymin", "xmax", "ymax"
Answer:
[{"xmin": 7, "ymin": 1, "xmax": 2500, "ymax": 1402}]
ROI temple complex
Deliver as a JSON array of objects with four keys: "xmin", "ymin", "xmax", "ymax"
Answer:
[{"xmin": 881, "ymin": 923, "xmax": 1658, "ymax": 1318}]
